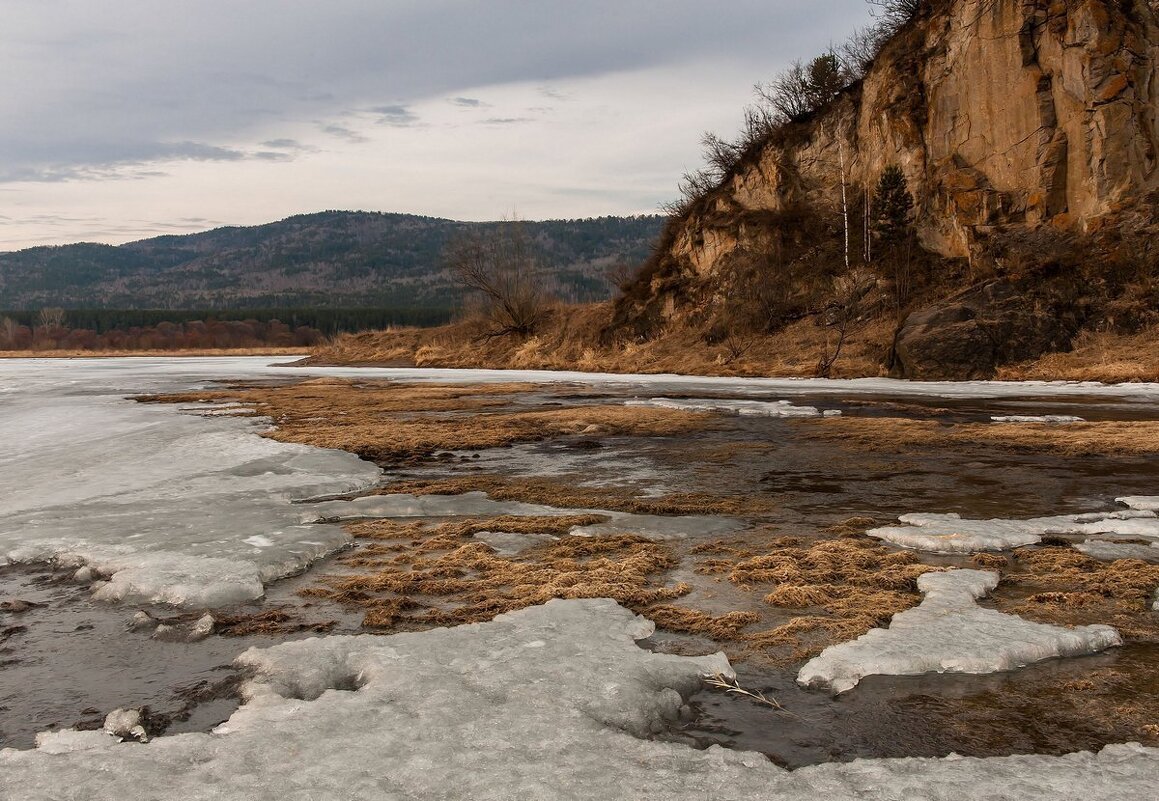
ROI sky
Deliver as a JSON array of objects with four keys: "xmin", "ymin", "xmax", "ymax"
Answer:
[{"xmin": 1, "ymin": 0, "xmax": 873, "ymax": 250}]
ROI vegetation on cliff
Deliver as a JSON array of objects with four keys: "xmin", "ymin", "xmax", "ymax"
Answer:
[{"xmin": 318, "ymin": 0, "xmax": 1159, "ymax": 381}]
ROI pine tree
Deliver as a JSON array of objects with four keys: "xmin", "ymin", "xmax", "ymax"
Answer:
[{"xmin": 871, "ymin": 165, "xmax": 914, "ymax": 248}]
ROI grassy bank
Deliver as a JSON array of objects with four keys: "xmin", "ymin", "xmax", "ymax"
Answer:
[{"xmin": 310, "ymin": 303, "xmax": 1159, "ymax": 383}]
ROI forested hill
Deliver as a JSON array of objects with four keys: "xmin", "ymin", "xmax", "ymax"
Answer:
[{"xmin": 0, "ymin": 212, "xmax": 664, "ymax": 310}]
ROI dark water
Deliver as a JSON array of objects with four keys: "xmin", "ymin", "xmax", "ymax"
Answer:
[
  {"xmin": 652, "ymin": 641, "xmax": 1159, "ymax": 767},
  {"xmin": 0, "ymin": 562, "xmax": 361, "ymax": 750}
]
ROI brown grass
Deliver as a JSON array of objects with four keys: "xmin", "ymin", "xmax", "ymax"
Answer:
[
  {"xmin": 683, "ymin": 537, "xmax": 950, "ymax": 664},
  {"xmin": 377, "ymin": 475, "xmax": 777, "ymax": 517},
  {"xmin": 998, "ymin": 326, "xmax": 1159, "ymax": 383},
  {"xmin": 803, "ymin": 416, "xmax": 1159, "ymax": 456},
  {"xmin": 140, "ymin": 378, "xmax": 710, "ymax": 464},
  {"xmin": 212, "ymin": 608, "xmax": 338, "ymax": 636},
  {"xmin": 644, "ymin": 606, "xmax": 761, "ymax": 639},
  {"xmin": 310, "ymin": 304, "xmax": 893, "ymax": 379},
  {"xmin": 301, "ymin": 516, "xmax": 691, "ymax": 630},
  {"xmin": 994, "ymin": 546, "xmax": 1159, "ymax": 640}
]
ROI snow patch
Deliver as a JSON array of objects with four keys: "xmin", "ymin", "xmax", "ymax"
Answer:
[
  {"xmin": 0, "ymin": 362, "xmax": 382, "ymax": 608},
  {"xmin": 991, "ymin": 415, "xmax": 1085, "ymax": 423},
  {"xmin": 1120, "ymin": 496, "xmax": 1159, "ymax": 512},
  {"xmin": 869, "ymin": 499, "xmax": 1159, "ymax": 554},
  {"xmin": 797, "ymin": 570, "xmax": 1121, "ymax": 694},
  {"xmin": 626, "ymin": 397, "xmax": 839, "ymax": 417},
  {"xmin": 2, "ymin": 599, "xmax": 1154, "ymax": 799}
]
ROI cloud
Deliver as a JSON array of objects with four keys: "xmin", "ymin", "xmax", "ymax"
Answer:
[
  {"xmin": 368, "ymin": 104, "xmax": 419, "ymax": 127},
  {"xmin": 449, "ymin": 96, "xmax": 489, "ymax": 108},
  {"xmin": 0, "ymin": 141, "xmax": 288, "ymax": 184},
  {"xmin": 319, "ymin": 123, "xmax": 370, "ymax": 143},
  {"xmin": 482, "ymin": 117, "xmax": 532, "ymax": 126}
]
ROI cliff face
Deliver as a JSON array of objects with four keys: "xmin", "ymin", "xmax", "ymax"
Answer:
[{"xmin": 618, "ymin": 0, "xmax": 1159, "ymax": 376}]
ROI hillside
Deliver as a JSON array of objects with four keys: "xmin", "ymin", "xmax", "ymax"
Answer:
[
  {"xmin": 0, "ymin": 212, "xmax": 663, "ymax": 311},
  {"xmin": 611, "ymin": 0, "xmax": 1159, "ymax": 378},
  {"xmin": 316, "ymin": 0, "xmax": 1159, "ymax": 382}
]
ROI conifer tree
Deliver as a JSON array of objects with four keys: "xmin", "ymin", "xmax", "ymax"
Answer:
[{"xmin": 871, "ymin": 165, "xmax": 914, "ymax": 248}]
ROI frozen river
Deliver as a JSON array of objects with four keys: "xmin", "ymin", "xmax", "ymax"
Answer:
[
  {"xmin": 3, "ymin": 356, "xmax": 1157, "ymax": 608},
  {"xmin": 1, "ymin": 356, "xmax": 1158, "ymax": 799}
]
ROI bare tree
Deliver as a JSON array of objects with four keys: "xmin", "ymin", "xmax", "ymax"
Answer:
[
  {"xmin": 37, "ymin": 307, "xmax": 65, "ymax": 330},
  {"xmin": 445, "ymin": 222, "xmax": 554, "ymax": 338},
  {"xmin": 757, "ymin": 60, "xmax": 813, "ymax": 124},
  {"xmin": 0, "ymin": 316, "xmax": 18, "ymax": 348},
  {"xmin": 868, "ymin": 0, "xmax": 923, "ymax": 29},
  {"xmin": 816, "ymin": 268, "xmax": 874, "ymax": 377}
]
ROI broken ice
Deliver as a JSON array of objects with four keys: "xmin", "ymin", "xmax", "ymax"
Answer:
[
  {"xmin": 1, "ymin": 599, "xmax": 1153, "ymax": 800},
  {"xmin": 869, "ymin": 498, "xmax": 1159, "ymax": 553},
  {"xmin": 797, "ymin": 570, "xmax": 1121, "ymax": 693}
]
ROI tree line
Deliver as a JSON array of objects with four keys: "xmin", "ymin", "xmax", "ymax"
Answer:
[{"xmin": 0, "ymin": 307, "xmax": 453, "ymax": 352}]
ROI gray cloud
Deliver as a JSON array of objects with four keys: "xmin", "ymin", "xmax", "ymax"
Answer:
[
  {"xmin": 1, "ymin": 1, "xmax": 871, "ymax": 184},
  {"xmin": 320, "ymin": 123, "xmax": 371, "ymax": 144},
  {"xmin": 450, "ymin": 97, "xmax": 488, "ymax": 108},
  {"xmin": 0, "ymin": 141, "xmax": 290, "ymax": 183},
  {"xmin": 369, "ymin": 105, "xmax": 420, "ymax": 127}
]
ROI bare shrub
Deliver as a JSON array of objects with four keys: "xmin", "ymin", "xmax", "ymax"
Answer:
[{"xmin": 445, "ymin": 222, "xmax": 555, "ymax": 338}]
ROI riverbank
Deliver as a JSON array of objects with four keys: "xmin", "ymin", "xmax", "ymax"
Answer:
[{"xmin": 309, "ymin": 305, "xmax": 1159, "ymax": 384}]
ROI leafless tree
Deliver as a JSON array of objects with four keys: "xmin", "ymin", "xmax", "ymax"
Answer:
[
  {"xmin": 37, "ymin": 307, "xmax": 65, "ymax": 330},
  {"xmin": 816, "ymin": 268, "xmax": 875, "ymax": 377},
  {"xmin": 0, "ymin": 316, "xmax": 18, "ymax": 348},
  {"xmin": 445, "ymin": 222, "xmax": 554, "ymax": 338}
]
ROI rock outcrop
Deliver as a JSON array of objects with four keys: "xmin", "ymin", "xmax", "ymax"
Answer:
[{"xmin": 615, "ymin": 0, "xmax": 1159, "ymax": 378}]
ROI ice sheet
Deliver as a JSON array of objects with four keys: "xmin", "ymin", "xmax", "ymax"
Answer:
[
  {"xmin": 0, "ymin": 364, "xmax": 381, "ymax": 607},
  {"xmin": 1, "ymin": 599, "xmax": 1153, "ymax": 800},
  {"xmin": 869, "ymin": 499, "xmax": 1159, "ymax": 553},
  {"xmin": 797, "ymin": 571, "xmax": 1121, "ymax": 693},
  {"xmin": 625, "ymin": 397, "xmax": 840, "ymax": 417}
]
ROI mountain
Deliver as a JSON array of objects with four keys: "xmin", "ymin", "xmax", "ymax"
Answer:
[
  {"xmin": 611, "ymin": 0, "xmax": 1159, "ymax": 378},
  {"xmin": 0, "ymin": 212, "xmax": 664, "ymax": 310}
]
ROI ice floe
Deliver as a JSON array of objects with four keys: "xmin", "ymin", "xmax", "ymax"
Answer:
[
  {"xmin": 797, "ymin": 570, "xmax": 1121, "ymax": 694},
  {"xmin": 626, "ymin": 397, "xmax": 840, "ymax": 417},
  {"xmin": 1119, "ymin": 496, "xmax": 1159, "ymax": 512},
  {"xmin": 2, "ymin": 599, "xmax": 1154, "ymax": 800},
  {"xmin": 990, "ymin": 415, "xmax": 1084, "ymax": 423},
  {"xmin": 869, "ymin": 498, "xmax": 1159, "ymax": 554}
]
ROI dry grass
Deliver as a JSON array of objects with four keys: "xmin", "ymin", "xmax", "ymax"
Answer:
[
  {"xmin": 140, "ymin": 378, "xmax": 710, "ymax": 464},
  {"xmin": 803, "ymin": 416, "xmax": 1159, "ymax": 456},
  {"xmin": 301, "ymin": 516, "xmax": 691, "ymax": 630},
  {"xmin": 645, "ymin": 606, "xmax": 761, "ymax": 639},
  {"xmin": 995, "ymin": 547, "xmax": 1159, "ymax": 639},
  {"xmin": 377, "ymin": 475, "xmax": 777, "ymax": 517},
  {"xmin": 310, "ymin": 304, "xmax": 893, "ymax": 379},
  {"xmin": 998, "ymin": 326, "xmax": 1159, "ymax": 383},
  {"xmin": 213, "ymin": 608, "xmax": 338, "ymax": 636},
  {"xmin": 683, "ymin": 537, "xmax": 949, "ymax": 664}
]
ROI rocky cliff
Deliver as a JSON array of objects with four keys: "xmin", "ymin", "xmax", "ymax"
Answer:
[{"xmin": 615, "ymin": 0, "xmax": 1159, "ymax": 378}]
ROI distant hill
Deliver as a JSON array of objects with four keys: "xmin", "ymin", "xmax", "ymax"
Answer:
[{"xmin": 0, "ymin": 212, "xmax": 664, "ymax": 310}]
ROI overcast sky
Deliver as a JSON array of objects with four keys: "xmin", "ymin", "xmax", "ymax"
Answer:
[{"xmin": 1, "ymin": 0, "xmax": 873, "ymax": 249}]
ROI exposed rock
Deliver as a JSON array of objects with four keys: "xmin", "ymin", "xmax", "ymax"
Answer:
[
  {"xmin": 891, "ymin": 281, "xmax": 1078, "ymax": 378},
  {"xmin": 615, "ymin": 0, "xmax": 1159, "ymax": 374}
]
